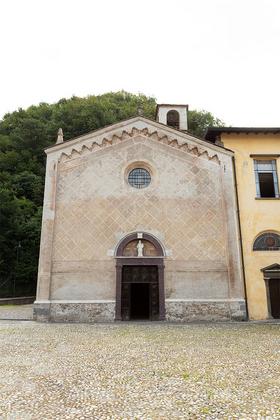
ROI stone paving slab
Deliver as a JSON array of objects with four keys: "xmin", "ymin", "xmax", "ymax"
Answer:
[
  {"xmin": 0, "ymin": 304, "xmax": 33, "ymax": 320},
  {"xmin": 0, "ymin": 322, "xmax": 279, "ymax": 419}
]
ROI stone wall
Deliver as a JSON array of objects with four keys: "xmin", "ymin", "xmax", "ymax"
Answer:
[
  {"xmin": 33, "ymin": 299, "xmax": 247, "ymax": 322},
  {"xmin": 165, "ymin": 300, "xmax": 246, "ymax": 322}
]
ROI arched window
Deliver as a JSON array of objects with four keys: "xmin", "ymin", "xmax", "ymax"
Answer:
[
  {"xmin": 167, "ymin": 110, "xmax": 180, "ymax": 129},
  {"xmin": 253, "ymin": 232, "xmax": 280, "ymax": 251}
]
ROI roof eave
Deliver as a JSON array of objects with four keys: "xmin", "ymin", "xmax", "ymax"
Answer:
[
  {"xmin": 205, "ymin": 127, "xmax": 280, "ymax": 142},
  {"xmin": 45, "ymin": 116, "xmax": 234, "ymax": 157}
]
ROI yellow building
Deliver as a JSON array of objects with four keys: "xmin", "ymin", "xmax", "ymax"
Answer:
[{"xmin": 206, "ymin": 128, "xmax": 280, "ymax": 320}]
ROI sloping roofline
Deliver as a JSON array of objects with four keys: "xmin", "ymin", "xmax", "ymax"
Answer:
[
  {"xmin": 205, "ymin": 127, "xmax": 280, "ymax": 142},
  {"xmin": 45, "ymin": 115, "xmax": 232, "ymax": 154}
]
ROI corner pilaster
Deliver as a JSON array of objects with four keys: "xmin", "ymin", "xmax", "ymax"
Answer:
[
  {"xmin": 36, "ymin": 156, "xmax": 58, "ymax": 303},
  {"xmin": 220, "ymin": 155, "xmax": 246, "ymax": 303}
]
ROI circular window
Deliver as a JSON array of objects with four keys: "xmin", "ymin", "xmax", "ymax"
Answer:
[{"xmin": 128, "ymin": 168, "xmax": 151, "ymax": 189}]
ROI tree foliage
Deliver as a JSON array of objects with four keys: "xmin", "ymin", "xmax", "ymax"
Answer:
[
  {"xmin": 0, "ymin": 91, "xmax": 224, "ymax": 297},
  {"xmin": 188, "ymin": 109, "xmax": 224, "ymax": 137}
]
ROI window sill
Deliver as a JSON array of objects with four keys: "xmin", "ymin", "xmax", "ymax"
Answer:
[
  {"xmin": 253, "ymin": 250, "xmax": 280, "ymax": 252},
  {"xmin": 255, "ymin": 197, "xmax": 280, "ymax": 200}
]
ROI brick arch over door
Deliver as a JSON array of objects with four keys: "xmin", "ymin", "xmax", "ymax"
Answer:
[{"xmin": 115, "ymin": 232, "xmax": 165, "ymax": 321}]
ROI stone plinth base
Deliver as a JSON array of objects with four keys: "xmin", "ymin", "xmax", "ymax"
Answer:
[
  {"xmin": 165, "ymin": 299, "xmax": 247, "ymax": 322},
  {"xmin": 33, "ymin": 301, "xmax": 115, "ymax": 322},
  {"xmin": 34, "ymin": 299, "xmax": 247, "ymax": 322}
]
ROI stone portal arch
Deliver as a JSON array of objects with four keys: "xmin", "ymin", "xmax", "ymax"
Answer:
[{"xmin": 115, "ymin": 233, "xmax": 165, "ymax": 321}]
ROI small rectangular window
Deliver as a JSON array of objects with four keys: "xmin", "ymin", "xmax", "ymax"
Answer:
[{"xmin": 254, "ymin": 159, "xmax": 279, "ymax": 198}]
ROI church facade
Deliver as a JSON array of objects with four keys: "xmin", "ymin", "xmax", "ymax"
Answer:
[{"xmin": 34, "ymin": 105, "xmax": 246, "ymax": 322}]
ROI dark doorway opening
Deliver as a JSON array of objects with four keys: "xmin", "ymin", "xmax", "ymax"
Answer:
[
  {"xmin": 130, "ymin": 283, "xmax": 150, "ymax": 320},
  {"xmin": 120, "ymin": 265, "xmax": 159, "ymax": 321},
  {"xmin": 269, "ymin": 279, "xmax": 280, "ymax": 318}
]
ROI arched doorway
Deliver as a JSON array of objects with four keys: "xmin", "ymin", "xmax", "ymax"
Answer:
[{"xmin": 115, "ymin": 233, "xmax": 165, "ymax": 321}]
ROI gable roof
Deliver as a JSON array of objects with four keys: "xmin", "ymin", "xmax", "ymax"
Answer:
[
  {"xmin": 46, "ymin": 115, "xmax": 231, "ymax": 156},
  {"xmin": 205, "ymin": 127, "xmax": 280, "ymax": 142}
]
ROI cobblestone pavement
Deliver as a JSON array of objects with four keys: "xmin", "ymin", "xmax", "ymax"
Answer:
[
  {"xmin": 0, "ymin": 304, "xmax": 33, "ymax": 320},
  {"xmin": 0, "ymin": 322, "xmax": 279, "ymax": 419}
]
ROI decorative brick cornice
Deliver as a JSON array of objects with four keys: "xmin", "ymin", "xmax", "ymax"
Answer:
[{"xmin": 58, "ymin": 127, "xmax": 220, "ymax": 164}]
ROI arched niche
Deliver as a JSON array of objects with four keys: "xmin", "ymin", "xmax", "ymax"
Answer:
[{"xmin": 116, "ymin": 232, "xmax": 164, "ymax": 257}]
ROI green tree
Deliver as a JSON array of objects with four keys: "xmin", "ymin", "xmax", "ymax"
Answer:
[{"xmin": 188, "ymin": 109, "xmax": 224, "ymax": 138}]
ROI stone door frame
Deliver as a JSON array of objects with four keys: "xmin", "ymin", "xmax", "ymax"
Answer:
[
  {"xmin": 261, "ymin": 263, "xmax": 280, "ymax": 318},
  {"xmin": 115, "ymin": 232, "xmax": 165, "ymax": 321}
]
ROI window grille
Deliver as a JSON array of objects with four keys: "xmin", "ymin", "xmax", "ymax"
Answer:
[
  {"xmin": 128, "ymin": 168, "xmax": 151, "ymax": 189},
  {"xmin": 254, "ymin": 160, "xmax": 279, "ymax": 198},
  {"xmin": 253, "ymin": 232, "xmax": 280, "ymax": 251}
]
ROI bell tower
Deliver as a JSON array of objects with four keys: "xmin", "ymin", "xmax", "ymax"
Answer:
[{"xmin": 156, "ymin": 104, "xmax": 188, "ymax": 131}]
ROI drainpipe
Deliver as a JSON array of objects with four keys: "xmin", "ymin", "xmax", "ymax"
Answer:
[{"xmin": 232, "ymin": 155, "xmax": 249, "ymax": 319}]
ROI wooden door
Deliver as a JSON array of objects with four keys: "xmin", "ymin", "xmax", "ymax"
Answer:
[
  {"xmin": 269, "ymin": 279, "xmax": 280, "ymax": 318},
  {"xmin": 121, "ymin": 266, "xmax": 159, "ymax": 321}
]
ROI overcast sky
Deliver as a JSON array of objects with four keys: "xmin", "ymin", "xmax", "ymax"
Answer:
[{"xmin": 1, "ymin": 0, "xmax": 280, "ymax": 126}]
